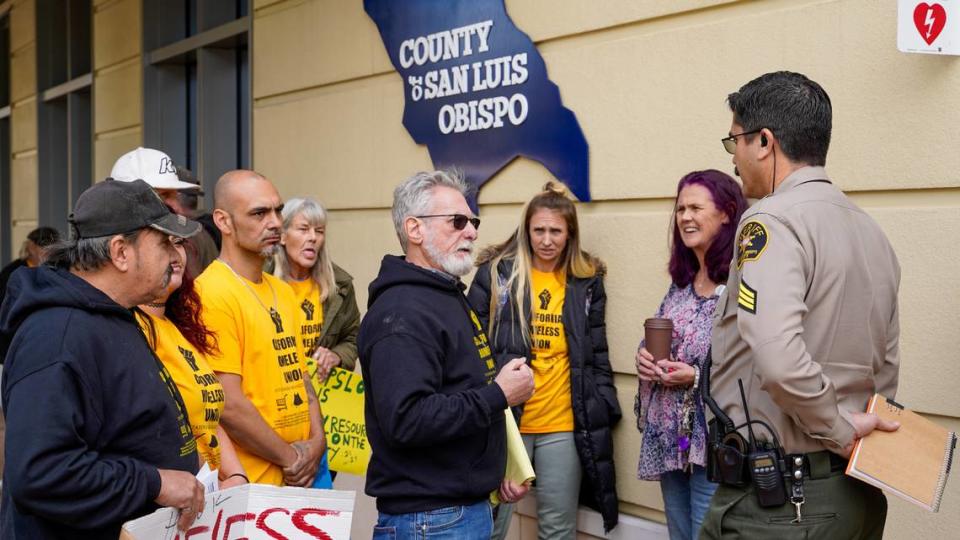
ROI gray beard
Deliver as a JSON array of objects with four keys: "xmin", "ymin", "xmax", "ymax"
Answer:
[
  {"xmin": 423, "ymin": 232, "xmax": 473, "ymax": 277},
  {"xmin": 259, "ymin": 244, "xmax": 279, "ymax": 259}
]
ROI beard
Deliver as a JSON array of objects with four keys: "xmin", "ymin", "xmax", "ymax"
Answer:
[
  {"xmin": 259, "ymin": 243, "xmax": 279, "ymax": 259},
  {"xmin": 423, "ymin": 229, "xmax": 474, "ymax": 277}
]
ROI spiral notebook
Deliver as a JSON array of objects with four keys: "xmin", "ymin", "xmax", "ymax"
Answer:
[{"xmin": 845, "ymin": 394, "xmax": 956, "ymax": 512}]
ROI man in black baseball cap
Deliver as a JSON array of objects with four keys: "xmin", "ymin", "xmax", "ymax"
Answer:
[
  {"xmin": 0, "ymin": 179, "xmax": 207, "ymax": 538},
  {"xmin": 70, "ymin": 178, "xmax": 200, "ymax": 238}
]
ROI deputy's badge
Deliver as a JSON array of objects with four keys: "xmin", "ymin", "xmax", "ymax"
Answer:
[
  {"xmin": 737, "ymin": 221, "xmax": 768, "ymax": 269},
  {"xmin": 738, "ymin": 279, "xmax": 757, "ymax": 314}
]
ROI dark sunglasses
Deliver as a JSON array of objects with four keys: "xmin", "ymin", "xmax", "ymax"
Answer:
[{"xmin": 416, "ymin": 213, "xmax": 481, "ymax": 231}]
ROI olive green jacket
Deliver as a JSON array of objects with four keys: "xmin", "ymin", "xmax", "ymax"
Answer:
[{"xmin": 320, "ymin": 263, "xmax": 361, "ymax": 370}]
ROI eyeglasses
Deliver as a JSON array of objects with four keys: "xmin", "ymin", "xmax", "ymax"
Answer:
[
  {"xmin": 720, "ymin": 129, "xmax": 763, "ymax": 154},
  {"xmin": 416, "ymin": 214, "xmax": 481, "ymax": 231}
]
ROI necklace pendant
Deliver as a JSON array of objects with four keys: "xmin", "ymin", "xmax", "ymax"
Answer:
[{"xmin": 270, "ymin": 307, "xmax": 284, "ymax": 334}]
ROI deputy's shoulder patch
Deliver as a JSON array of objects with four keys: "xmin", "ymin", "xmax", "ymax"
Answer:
[
  {"xmin": 737, "ymin": 220, "xmax": 769, "ymax": 270},
  {"xmin": 737, "ymin": 279, "xmax": 757, "ymax": 314}
]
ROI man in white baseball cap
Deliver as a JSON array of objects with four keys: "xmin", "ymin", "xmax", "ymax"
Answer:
[
  {"xmin": 110, "ymin": 147, "xmax": 200, "ymax": 210},
  {"xmin": 111, "ymin": 147, "xmax": 220, "ymax": 274}
]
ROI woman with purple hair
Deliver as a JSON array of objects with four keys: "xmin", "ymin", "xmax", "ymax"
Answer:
[{"xmin": 634, "ymin": 170, "xmax": 746, "ymax": 540}]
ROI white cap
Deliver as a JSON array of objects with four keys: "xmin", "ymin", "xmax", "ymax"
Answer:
[{"xmin": 110, "ymin": 147, "xmax": 198, "ymax": 191}]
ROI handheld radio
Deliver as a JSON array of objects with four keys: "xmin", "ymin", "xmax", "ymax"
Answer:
[
  {"xmin": 702, "ymin": 351, "xmax": 748, "ymax": 485},
  {"xmin": 739, "ymin": 380, "xmax": 787, "ymax": 507}
]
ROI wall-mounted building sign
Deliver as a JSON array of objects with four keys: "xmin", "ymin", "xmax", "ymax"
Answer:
[
  {"xmin": 898, "ymin": 1, "xmax": 960, "ymax": 55},
  {"xmin": 364, "ymin": 0, "xmax": 590, "ymax": 208}
]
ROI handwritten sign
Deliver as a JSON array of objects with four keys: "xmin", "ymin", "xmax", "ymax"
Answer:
[
  {"xmin": 122, "ymin": 484, "xmax": 354, "ymax": 540},
  {"xmin": 317, "ymin": 367, "xmax": 371, "ymax": 475},
  {"xmin": 365, "ymin": 0, "xmax": 590, "ymax": 209}
]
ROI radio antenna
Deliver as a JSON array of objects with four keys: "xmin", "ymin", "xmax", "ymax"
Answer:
[
  {"xmin": 701, "ymin": 348, "xmax": 736, "ymax": 433},
  {"xmin": 738, "ymin": 378, "xmax": 758, "ymax": 451}
]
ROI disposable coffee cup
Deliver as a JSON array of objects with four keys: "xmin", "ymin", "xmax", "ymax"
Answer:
[{"xmin": 644, "ymin": 318, "xmax": 674, "ymax": 361}]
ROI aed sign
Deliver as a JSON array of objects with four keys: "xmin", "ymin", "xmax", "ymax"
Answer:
[{"xmin": 898, "ymin": 1, "xmax": 960, "ymax": 55}]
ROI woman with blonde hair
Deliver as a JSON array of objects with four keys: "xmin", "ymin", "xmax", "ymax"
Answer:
[
  {"xmin": 274, "ymin": 197, "xmax": 360, "ymax": 387},
  {"xmin": 468, "ymin": 182, "xmax": 622, "ymax": 538}
]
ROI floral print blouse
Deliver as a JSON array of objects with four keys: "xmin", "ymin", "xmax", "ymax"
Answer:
[{"xmin": 635, "ymin": 282, "xmax": 718, "ymax": 480}]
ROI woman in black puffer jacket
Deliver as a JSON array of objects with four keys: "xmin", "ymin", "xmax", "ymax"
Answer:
[{"xmin": 468, "ymin": 182, "xmax": 622, "ymax": 538}]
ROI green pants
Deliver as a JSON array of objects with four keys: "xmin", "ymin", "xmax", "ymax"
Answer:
[
  {"xmin": 699, "ymin": 467, "xmax": 886, "ymax": 539},
  {"xmin": 491, "ymin": 432, "xmax": 582, "ymax": 540}
]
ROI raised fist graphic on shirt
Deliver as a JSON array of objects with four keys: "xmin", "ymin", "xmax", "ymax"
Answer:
[{"xmin": 538, "ymin": 289, "xmax": 552, "ymax": 310}]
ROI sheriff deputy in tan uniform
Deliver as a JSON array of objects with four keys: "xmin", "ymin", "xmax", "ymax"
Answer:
[{"xmin": 701, "ymin": 71, "xmax": 901, "ymax": 540}]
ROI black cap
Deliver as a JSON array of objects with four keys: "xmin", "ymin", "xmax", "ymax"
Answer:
[
  {"xmin": 175, "ymin": 166, "xmax": 205, "ymax": 195},
  {"xmin": 69, "ymin": 179, "xmax": 201, "ymax": 239}
]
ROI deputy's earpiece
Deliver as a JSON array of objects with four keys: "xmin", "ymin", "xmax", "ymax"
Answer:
[{"xmin": 760, "ymin": 134, "xmax": 768, "ymax": 147}]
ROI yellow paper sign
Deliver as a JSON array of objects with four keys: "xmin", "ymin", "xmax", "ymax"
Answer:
[
  {"xmin": 317, "ymin": 367, "xmax": 371, "ymax": 475},
  {"xmin": 490, "ymin": 410, "xmax": 535, "ymax": 505}
]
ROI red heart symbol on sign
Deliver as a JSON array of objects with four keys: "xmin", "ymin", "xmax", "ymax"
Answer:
[{"xmin": 913, "ymin": 3, "xmax": 947, "ymax": 46}]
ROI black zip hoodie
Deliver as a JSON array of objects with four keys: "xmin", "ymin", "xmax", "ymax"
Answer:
[
  {"xmin": 0, "ymin": 266, "xmax": 198, "ymax": 539},
  {"xmin": 359, "ymin": 255, "xmax": 507, "ymax": 513}
]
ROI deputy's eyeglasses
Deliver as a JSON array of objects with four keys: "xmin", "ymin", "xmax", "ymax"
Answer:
[
  {"xmin": 720, "ymin": 129, "xmax": 763, "ymax": 154},
  {"xmin": 416, "ymin": 214, "xmax": 481, "ymax": 231}
]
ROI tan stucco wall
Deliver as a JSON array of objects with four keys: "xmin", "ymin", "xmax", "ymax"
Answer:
[
  {"xmin": 92, "ymin": 0, "xmax": 141, "ymax": 182},
  {"xmin": 7, "ymin": 0, "xmax": 37, "ymax": 259},
  {"xmin": 251, "ymin": 0, "xmax": 960, "ymax": 537},
  {"xmin": 4, "ymin": 0, "xmax": 956, "ymax": 537}
]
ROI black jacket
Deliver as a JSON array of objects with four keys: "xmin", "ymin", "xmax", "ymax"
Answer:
[
  {"xmin": 0, "ymin": 267, "xmax": 199, "ymax": 539},
  {"xmin": 468, "ymin": 259, "xmax": 622, "ymax": 532},
  {"xmin": 0, "ymin": 259, "xmax": 27, "ymax": 323},
  {"xmin": 358, "ymin": 255, "xmax": 508, "ymax": 513}
]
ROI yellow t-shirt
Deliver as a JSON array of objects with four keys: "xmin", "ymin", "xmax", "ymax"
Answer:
[
  {"xmin": 137, "ymin": 312, "xmax": 224, "ymax": 470},
  {"xmin": 287, "ymin": 278, "xmax": 325, "ymax": 394},
  {"xmin": 520, "ymin": 269, "xmax": 574, "ymax": 433},
  {"xmin": 196, "ymin": 260, "xmax": 311, "ymax": 485}
]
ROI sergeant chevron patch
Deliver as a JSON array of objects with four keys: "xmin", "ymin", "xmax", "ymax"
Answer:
[{"xmin": 738, "ymin": 279, "xmax": 757, "ymax": 314}]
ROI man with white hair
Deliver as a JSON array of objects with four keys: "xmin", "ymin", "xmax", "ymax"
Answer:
[{"xmin": 358, "ymin": 170, "xmax": 535, "ymax": 538}]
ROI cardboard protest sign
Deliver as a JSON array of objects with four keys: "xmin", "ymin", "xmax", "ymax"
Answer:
[
  {"xmin": 121, "ymin": 484, "xmax": 354, "ymax": 540},
  {"xmin": 317, "ymin": 367, "xmax": 371, "ymax": 475}
]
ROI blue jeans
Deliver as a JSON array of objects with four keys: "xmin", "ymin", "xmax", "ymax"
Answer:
[
  {"xmin": 372, "ymin": 500, "xmax": 493, "ymax": 539},
  {"xmin": 660, "ymin": 465, "xmax": 717, "ymax": 540}
]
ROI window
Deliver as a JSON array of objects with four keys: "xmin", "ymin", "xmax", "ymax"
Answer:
[
  {"xmin": 0, "ymin": 12, "xmax": 11, "ymax": 264},
  {"xmin": 143, "ymin": 0, "xmax": 250, "ymax": 205},
  {"xmin": 36, "ymin": 0, "xmax": 92, "ymax": 236}
]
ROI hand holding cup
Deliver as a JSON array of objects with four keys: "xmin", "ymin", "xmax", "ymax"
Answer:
[{"xmin": 635, "ymin": 347, "xmax": 658, "ymax": 382}]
